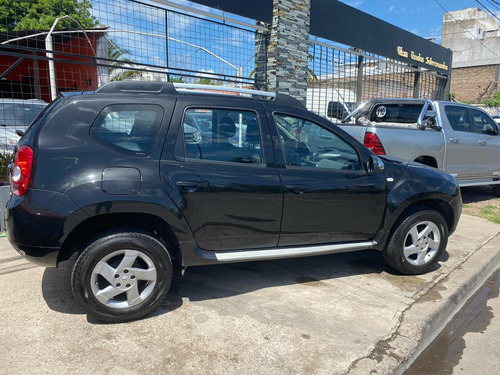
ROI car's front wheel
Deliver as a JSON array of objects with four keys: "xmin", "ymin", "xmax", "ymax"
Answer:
[
  {"xmin": 383, "ymin": 210, "xmax": 448, "ymax": 275},
  {"xmin": 71, "ymin": 230, "xmax": 172, "ymax": 322}
]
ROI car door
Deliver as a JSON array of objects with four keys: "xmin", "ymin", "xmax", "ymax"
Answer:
[
  {"xmin": 442, "ymin": 104, "xmax": 487, "ymax": 180},
  {"xmin": 160, "ymin": 98, "xmax": 283, "ymax": 251},
  {"xmin": 269, "ymin": 111, "xmax": 387, "ymax": 246},
  {"xmin": 467, "ymin": 108, "xmax": 500, "ymax": 178}
]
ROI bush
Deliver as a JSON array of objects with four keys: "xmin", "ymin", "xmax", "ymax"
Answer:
[{"xmin": 483, "ymin": 92, "xmax": 500, "ymax": 107}]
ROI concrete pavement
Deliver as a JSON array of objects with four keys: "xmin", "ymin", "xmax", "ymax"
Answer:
[{"xmin": 0, "ymin": 214, "xmax": 499, "ymax": 375}]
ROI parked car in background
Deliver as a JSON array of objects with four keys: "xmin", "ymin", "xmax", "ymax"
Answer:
[
  {"xmin": 339, "ymin": 99, "xmax": 500, "ymax": 195},
  {"xmin": 493, "ymin": 115, "xmax": 500, "ymax": 124},
  {"xmin": 6, "ymin": 82, "xmax": 461, "ymax": 322},
  {"xmin": 307, "ymin": 87, "xmax": 356, "ymax": 121},
  {"xmin": 0, "ymin": 99, "xmax": 48, "ymax": 154}
]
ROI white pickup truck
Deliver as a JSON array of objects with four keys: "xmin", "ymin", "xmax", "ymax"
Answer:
[{"xmin": 337, "ymin": 99, "xmax": 500, "ymax": 194}]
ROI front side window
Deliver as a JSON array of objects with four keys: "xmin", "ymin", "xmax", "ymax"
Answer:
[
  {"xmin": 274, "ymin": 113, "xmax": 360, "ymax": 171},
  {"xmin": 182, "ymin": 108, "xmax": 263, "ymax": 164},
  {"xmin": 91, "ymin": 104, "xmax": 163, "ymax": 156},
  {"xmin": 445, "ymin": 106, "xmax": 471, "ymax": 132},
  {"xmin": 469, "ymin": 109, "xmax": 498, "ymax": 135}
]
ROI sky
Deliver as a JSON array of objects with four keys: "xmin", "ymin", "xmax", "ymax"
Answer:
[
  {"xmin": 87, "ymin": 0, "xmax": 500, "ymax": 82},
  {"xmin": 340, "ymin": 0, "xmax": 500, "ymax": 43}
]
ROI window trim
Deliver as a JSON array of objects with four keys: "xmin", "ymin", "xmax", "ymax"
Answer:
[
  {"xmin": 90, "ymin": 104, "xmax": 164, "ymax": 157},
  {"xmin": 178, "ymin": 106, "xmax": 266, "ymax": 166},
  {"xmin": 272, "ymin": 111, "xmax": 364, "ymax": 173}
]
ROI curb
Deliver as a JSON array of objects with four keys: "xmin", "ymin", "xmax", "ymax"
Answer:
[{"xmin": 348, "ymin": 230, "xmax": 500, "ymax": 375}]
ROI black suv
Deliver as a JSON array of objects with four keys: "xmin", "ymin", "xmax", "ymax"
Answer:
[{"xmin": 6, "ymin": 82, "xmax": 462, "ymax": 322}]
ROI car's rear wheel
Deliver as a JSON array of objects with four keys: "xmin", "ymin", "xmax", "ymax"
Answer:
[
  {"xmin": 71, "ymin": 230, "xmax": 172, "ymax": 322},
  {"xmin": 383, "ymin": 210, "xmax": 448, "ymax": 275}
]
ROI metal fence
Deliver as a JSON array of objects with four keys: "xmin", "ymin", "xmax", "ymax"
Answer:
[
  {"xmin": 0, "ymin": 0, "xmax": 452, "ymax": 161},
  {"xmin": 307, "ymin": 38, "xmax": 449, "ymax": 120},
  {"xmin": 0, "ymin": 0, "xmax": 263, "ymax": 161}
]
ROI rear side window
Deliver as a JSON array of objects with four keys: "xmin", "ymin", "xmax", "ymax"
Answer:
[
  {"xmin": 91, "ymin": 104, "xmax": 163, "ymax": 156},
  {"xmin": 445, "ymin": 106, "xmax": 471, "ymax": 132},
  {"xmin": 182, "ymin": 108, "xmax": 263, "ymax": 164}
]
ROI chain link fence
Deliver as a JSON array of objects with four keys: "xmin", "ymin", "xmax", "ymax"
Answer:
[{"xmin": 0, "ymin": 0, "xmax": 263, "ymax": 165}]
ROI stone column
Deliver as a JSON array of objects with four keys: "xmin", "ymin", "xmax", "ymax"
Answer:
[
  {"xmin": 265, "ymin": 0, "xmax": 311, "ymax": 104},
  {"xmin": 254, "ymin": 24, "xmax": 269, "ymax": 91}
]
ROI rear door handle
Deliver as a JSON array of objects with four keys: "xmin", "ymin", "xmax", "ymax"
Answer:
[
  {"xmin": 450, "ymin": 137, "xmax": 459, "ymax": 143},
  {"xmin": 478, "ymin": 139, "xmax": 486, "ymax": 145},
  {"xmin": 176, "ymin": 180, "xmax": 207, "ymax": 193},
  {"xmin": 286, "ymin": 184, "xmax": 310, "ymax": 194}
]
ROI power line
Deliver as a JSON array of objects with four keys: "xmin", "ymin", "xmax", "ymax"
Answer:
[
  {"xmin": 434, "ymin": 0, "xmax": 499, "ymax": 57},
  {"xmin": 475, "ymin": 0, "xmax": 500, "ymax": 23},
  {"xmin": 485, "ymin": 0, "xmax": 500, "ymax": 11}
]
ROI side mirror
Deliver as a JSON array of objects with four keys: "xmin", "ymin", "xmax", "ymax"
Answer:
[{"xmin": 366, "ymin": 154, "xmax": 385, "ymax": 174}]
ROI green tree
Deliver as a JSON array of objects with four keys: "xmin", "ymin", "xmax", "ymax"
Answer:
[
  {"xmin": 168, "ymin": 76, "xmax": 185, "ymax": 83},
  {"xmin": 0, "ymin": 0, "xmax": 97, "ymax": 31},
  {"xmin": 483, "ymin": 92, "xmax": 500, "ymax": 107}
]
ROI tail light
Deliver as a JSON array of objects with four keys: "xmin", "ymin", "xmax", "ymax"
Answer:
[
  {"xmin": 364, "ymin": 131, "xmax": 386, "ymax": 155},
  {"xmin": 11, "ymin": 145, "xmax": 33, "ymax": 197}
]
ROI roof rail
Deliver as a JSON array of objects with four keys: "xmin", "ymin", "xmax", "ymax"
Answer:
[
  {"xmin": 173, "ymin": 83, "xmax": 275, "ymax": 98},
  {"xmin": 95, "ymin": 81, "xmax": 306, "ymax": 109}
]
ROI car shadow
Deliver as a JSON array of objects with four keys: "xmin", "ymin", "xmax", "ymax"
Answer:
[{"xmin": 42, "ymin": 249, "xmax": 443, "ymax": 323}]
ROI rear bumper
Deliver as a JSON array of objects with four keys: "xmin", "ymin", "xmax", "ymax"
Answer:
[
  {"xmin": 9, "ymin": 241, "xmax": 58, "ymax": 267},
  {"xmin": 5, "ymin": 189, "xmax": 87, "ymax": 267}
]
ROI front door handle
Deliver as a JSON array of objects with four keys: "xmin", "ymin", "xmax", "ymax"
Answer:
[
  {"xmin": 176, "ymin": 180, "xmax": 207, "ymax": 193},
  {"xmin": 478, "ymin": 139, "xmax": 486, "ymax": 145},
  {"xmin": 450, "ymin": 137, "xmax": 459, "ymax": 143},
  {"xmin": 286, "ymin": 184, "xmax": 310, "ymax": 194}
]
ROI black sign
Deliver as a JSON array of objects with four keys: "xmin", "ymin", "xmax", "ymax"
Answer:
[
  {"xmin": 188, "ymin": 0, "xmax": 272, "ymax": 25},
  {"xmin": 310, "ymin": 0, "xmax": 452, "ymax": 74}
]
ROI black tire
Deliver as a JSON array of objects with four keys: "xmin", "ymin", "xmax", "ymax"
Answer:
[
  {"xmin": 492, "ymin": 184, "xmax": 500, "ymax": 197},
  {"xmin": 71, "ymin": 230, "xmax": 172, "ymax": 323},
  {"xmin": 383, "ymin": 210, "xmax": 448, "ymax": 275}
]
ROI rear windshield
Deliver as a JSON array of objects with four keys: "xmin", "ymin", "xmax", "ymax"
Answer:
[{"xmin": 369, "ymin": 103, "xmax": 424, "ymax": 124}]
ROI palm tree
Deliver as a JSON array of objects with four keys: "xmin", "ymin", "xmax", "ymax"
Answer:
[{"xmin": 106, "ymin": 38, "xmax": 143, "ymax": 81}]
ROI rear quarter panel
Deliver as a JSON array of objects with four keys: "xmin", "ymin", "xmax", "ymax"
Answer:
[{"xmin": 371, "ymin": 126, "xmax": 445, "ymax": 168}]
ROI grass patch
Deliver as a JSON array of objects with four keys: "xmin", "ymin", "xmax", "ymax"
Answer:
[{"xmin": 477, "ymin": 205, "xmax": 500, "ymax": 225}]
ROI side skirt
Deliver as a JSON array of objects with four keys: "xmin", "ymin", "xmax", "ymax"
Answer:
[{"xmin": 208, "ymin": 241, "xmax": 376, "ymax": 263}]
